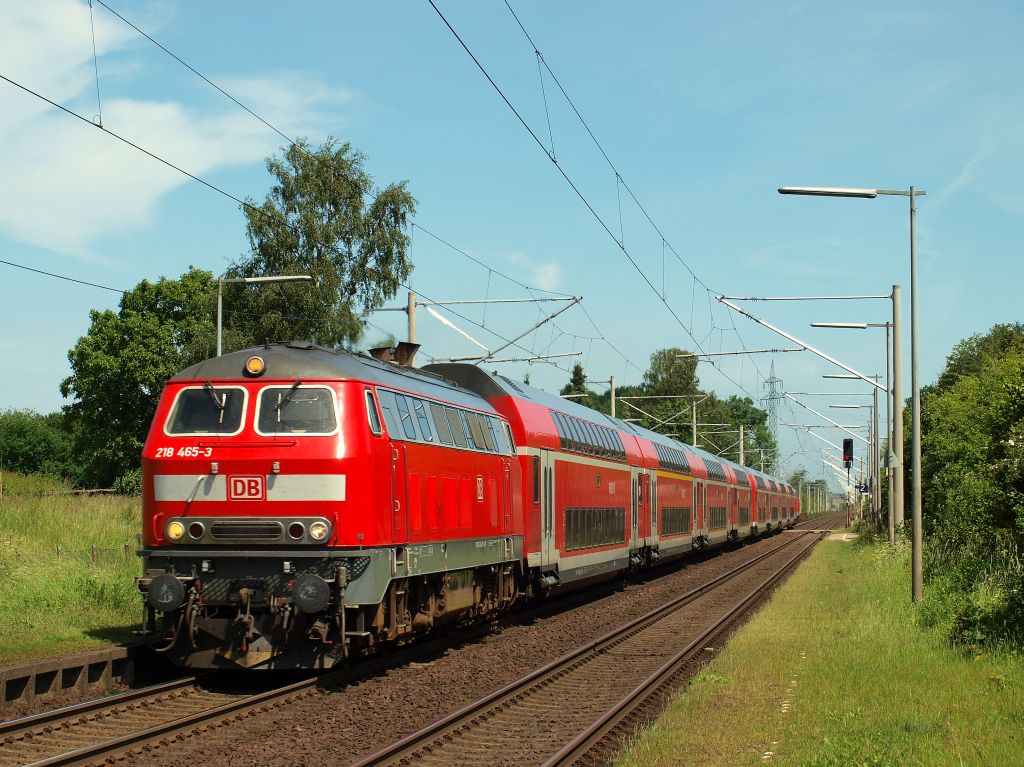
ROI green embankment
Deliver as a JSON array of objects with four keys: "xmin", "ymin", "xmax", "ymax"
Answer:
[
  {"xmin": 0, "ymin": 473, "xmax": 141, "ymax": 664},
  {"xmin": 616, "ymin": 538, "xmax": 1024, "ymax": 767}
]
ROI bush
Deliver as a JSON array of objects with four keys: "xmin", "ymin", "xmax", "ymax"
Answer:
[
  {"xmin": 915, "ymin": 324, "xmax": 1024, "ymax": 649},
  {"xmin": 112, "ymin": 468, "xmax": 142, "ymax": 496},
  {"xmin": 0, "ymin": 410, "xmax": 80, "ymax": 482}
]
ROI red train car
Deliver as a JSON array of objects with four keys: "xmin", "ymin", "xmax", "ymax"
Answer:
[{"xmin": 138, "ymin": 343, "xmax": 799, "ymax": 669}]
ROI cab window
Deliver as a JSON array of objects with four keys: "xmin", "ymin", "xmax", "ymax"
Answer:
[
  {"xmin": 165, "ymin": 385, "xmax": 246, "ymax": 436},
  {"xmin": 256, "ymin": 385, "xmax": 337, "ymax": 435}
]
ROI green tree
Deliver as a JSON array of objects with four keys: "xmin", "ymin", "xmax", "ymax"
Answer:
[
  {"xmin": 60, "ymin": 268, "xmax": 218, "ymax": 487},
  {"xmin": 913, "ymin": 323, "xmax": 1024, "ymax": 647},
  {"xmin": 935, "ymin": 323, "xmax": 1024, "ymax": 392},
  {"xmin": 226, "ymin": 138, "xmax": 416, "ymax": 349},
  {"xmin": 642, "ymin": 348, "xmax": 699, "ymax": 397},
  {"xmin": 559, "ymin": 363, "xmax": 598, "ymax": 409},
  {"xmin": 0, "ymin": 410, "xmax": 79, "ymax": 481}
]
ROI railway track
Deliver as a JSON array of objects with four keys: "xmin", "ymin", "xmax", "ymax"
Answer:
[
  {"xmin": 0, "ymin": 672, "xmax": 323, "ymax": 767},
  {"xmin": 349, "ymin": 530, "xmax": 827, "ymax": 767},
  {"xmin": 792, "ymin": 510, "xmax": 848, "ymax": 530},
  {"xmin": 0, "ymin": 526, "xmax": 835, "ymax": 767}
]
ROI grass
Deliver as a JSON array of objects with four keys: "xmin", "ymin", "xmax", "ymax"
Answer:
[
  {"xmin": 0, "ymin": 473, "xmax": 142, "ymax": 664},
  {"xmin": 615, "ymin": 536, "xmax": 1024, "ymax": 767}
]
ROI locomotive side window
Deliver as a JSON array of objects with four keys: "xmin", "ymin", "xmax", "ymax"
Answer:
[
  {"xmin": 377, "ymin": 390, "xmax": 402, "ymax": 437},
  {"xmin": 394, "ymin": 395, "xmax": 419, "ymax": 440},
  {"xmin": 165, "ymin": 385, "xmax": 247, "ymax": 436},
  {"xmin": 365, "ymin": 390, "xmax": 383, "ymax": 436},
  {"xmin": 446, "ymin": 407, "xmax": 469, "ymax": 448},
  {"xmin": 477, "ymin": 414, "xmax": 496, "ymax": 451},
  {"xmin": 466, "ymin": 412, "xmax": 488, "ymax": 451},
  {"xmin": 503, "ymin": 421, "xmax": 516, "ymax": 452},
  {"xmin": 458, "ymin": 411, "xmax": 479, "ymax": 449},
  {"xmin": 484, "ymin": 417, "xmax": 501, "ymax": 452},
  {"xmin": 430, "ymin": 403, "xmax": 453, "ymax": 444},
  {"xmin": 256, "ymin": 385, "xmax": 338, "ymax": 435},
  {"xmin": 412, "ymin": 399, "xmax": 434, "ymax": 442}
]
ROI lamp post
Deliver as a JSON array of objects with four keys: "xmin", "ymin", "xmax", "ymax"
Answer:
[
  {"xmin": 217, "ymin": 274, "xmax": 313, "ymax": 356},
  {"xmin": 780, "ymin": 185, "xmax": 924, "ymax": 603}
]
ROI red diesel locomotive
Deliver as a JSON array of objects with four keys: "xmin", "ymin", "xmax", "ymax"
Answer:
[{"xmin": 138, "ymin": 342, "xmax": 799, "ymax": 669}]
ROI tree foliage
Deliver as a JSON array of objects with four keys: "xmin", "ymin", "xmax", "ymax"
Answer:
[
  {"xmin": 60, "ymin": 268, "xmax": 217, "ymax": 487},
  {"xmin": 0, "ymin": 410, "xmax": 79, "ymax": 482},
  {"xmin": 914, "ymin": 323, "xmax": 1024, "ymax": 647},
  {"xmin": 226, "ymin": 138, "xmax": 416, "ymax": 349}
]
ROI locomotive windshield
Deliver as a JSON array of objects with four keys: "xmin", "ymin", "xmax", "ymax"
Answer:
[
  {"xmin": 256, "ymin": 385, "xmax": 337, "ymax": 435},
  {"xmin": 166, "ymin": 385, "xmax": 246, "ymax": 435}
]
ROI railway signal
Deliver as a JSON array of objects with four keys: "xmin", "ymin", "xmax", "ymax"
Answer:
[{"xmin": 842, "ymin": 438, "xmax": 854, "ymax": 468}]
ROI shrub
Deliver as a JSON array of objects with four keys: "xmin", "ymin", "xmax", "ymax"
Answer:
[{"xmin": 112, "ymin": 468, "xmax": 143, "ymax": 496}]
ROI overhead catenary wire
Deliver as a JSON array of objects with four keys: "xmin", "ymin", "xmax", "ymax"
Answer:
[
  {"xmin": 85, "ymin": 1, "xmax": 630, "ymax": 383},
  {"xmin": 499, "ymin": 1, "xmax": 798, "ymax": 438},
  {"xmin": 428, "ymin": 1, "xmax": 780, "ymax": 414},
  {"xmin": 1, "ymin": 72, "xmax": 596, "ymax": 376}
]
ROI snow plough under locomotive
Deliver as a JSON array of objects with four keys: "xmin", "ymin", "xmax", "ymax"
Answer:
[{"xmin": 137, "ymin": 341, "xmax": 799, "ymax": 669}]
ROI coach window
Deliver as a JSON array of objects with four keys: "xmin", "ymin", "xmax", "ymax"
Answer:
[
  {"xmin": 578, "ymin": 421, "xmax": 593, "ymax": 455},
  {"xmin": 446, "ymin": 407, "xmax": 469, "ymax": 448},
  {"xmin": 562, "ymin": 413, "xmax": 574, "ymax": 450},
  {"xmin": 533, "ymin": 456, "xmax": 541, "ymax": 504},
  {"xmin": 412, "ymin": 399, "xmax": 434, "ymax": 442},
  {"xmin": 394, "ymin": 395, "xmax": 418, "ymax": 440},
  {"xmin": 365, "ymin": 390, "xmax": 383, "ymax": 436},
  {"xmin": 430, "ymin": 403, "xmax": 453, "ymax": 445},
  {"xmin": 552, "ymin": 412, "xmax": 567, "ymax": 450},
  {"xmin": 568, "ymin": 417, "xmax": 585, "ymax": 453}
]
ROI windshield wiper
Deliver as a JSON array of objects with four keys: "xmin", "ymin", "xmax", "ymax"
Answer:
[
  {"xmin": 275, "ymin": 379, "xmax": 303, "ymax": 414},
  {"xmin": 203, "ymin": 381, "xmax": 226, "ymax": 425}
]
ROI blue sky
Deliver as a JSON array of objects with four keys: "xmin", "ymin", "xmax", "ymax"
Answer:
[{"xmin": 1, "ymin": 1, "xmax": 1021, "ymax": 488}]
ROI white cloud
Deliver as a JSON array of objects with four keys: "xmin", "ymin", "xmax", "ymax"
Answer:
[
  {"xmin": 504, "ymin": 250, "xmax": 563, "ymax": 292},
  {"xmin": 0, "ymin": 2, "xmax": 353, "ymax": 259}
]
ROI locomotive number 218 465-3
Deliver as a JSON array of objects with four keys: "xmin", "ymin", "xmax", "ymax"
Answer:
[{"xmin": 155, "ymin": 447, "xmax": 213, "ymax": 458}]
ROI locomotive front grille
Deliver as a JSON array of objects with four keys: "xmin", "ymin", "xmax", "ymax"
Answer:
[{"xmin": 210, "ymin": 520, "xmax": 283, "ymax": 543}]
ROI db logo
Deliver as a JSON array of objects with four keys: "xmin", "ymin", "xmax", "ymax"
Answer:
[{"xmin": 228, "ymin": 476, "xmax": 265, "ymax": 501}]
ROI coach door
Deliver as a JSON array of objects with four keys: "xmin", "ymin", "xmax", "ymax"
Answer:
[
  {"xmin": 503, "ymin": 458, "xmax": 512, "ymax": 532},
  {"xmin": 390, "ymin": 443, "xmax": 409, "ymax": 543},
  {"xmin": 694, "ymin": 480, "xmax": 706, "ymax": 538},
  {"xmin": 540, "ymin": 449, "xmax": 557, "ymax": 569},
  {"xmin": 630, "ymin": 468, "xmax": 640, "ymax": 549},
  {"xmin": 650, "ymin": 473, "xmax": 659, "ymax": 544}
]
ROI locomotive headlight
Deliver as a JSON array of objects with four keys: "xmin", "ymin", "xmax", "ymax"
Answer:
[
  {"xmin": 245, "ymin": 355, "xmax": 265, "ymax": 376},
  {"xmin": 309, "ymin": 521, "xmax": 329, "ymax": 542},
  {"xmin": 166, "ymin": 520, "xmax": 185, "ymax": 541}
]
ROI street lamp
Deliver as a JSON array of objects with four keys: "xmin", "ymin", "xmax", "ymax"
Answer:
[
  {"xmin": 781, "ymin": 184, "xmax": 923, "ymax": 602},
  {"xmin": 216, "ymin": 274, "xmax": 314, "ymax": 356}
]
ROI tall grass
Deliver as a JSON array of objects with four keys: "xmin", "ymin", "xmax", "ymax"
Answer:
[
  {"xmin": 0, "ymin": 473, "xmax": 142, "ymax": 663},
  {"xmin": 616, "ymin": 539, "xmax": 1024, "ymax": 767}
]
